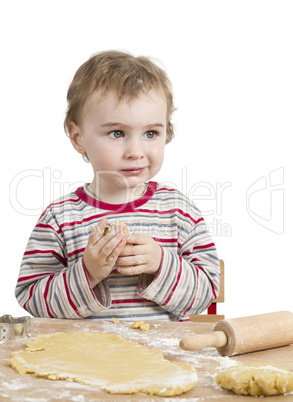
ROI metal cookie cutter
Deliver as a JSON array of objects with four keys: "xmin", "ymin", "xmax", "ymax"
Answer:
[{"xmin": 0, "ymin": 314, "xmax": 30, "ymax": 341}]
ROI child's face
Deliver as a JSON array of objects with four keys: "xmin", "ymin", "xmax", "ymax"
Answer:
[{"xmin": 70, "ymin": 89, "xmax": 167, "ymax": 195}]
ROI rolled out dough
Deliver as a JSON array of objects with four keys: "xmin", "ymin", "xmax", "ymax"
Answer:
[
  {"xmin": 216, "ymin": 363, "xmax": 293, "ymax": 396},
  {"xmin": 7, "ymin": 331, "xmax": 197, "ymax": 396}
]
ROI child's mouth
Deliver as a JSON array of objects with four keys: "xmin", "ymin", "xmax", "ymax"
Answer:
[{"xmin": 121, "ymin": 167, "xmax": 146, "ymax": 175}]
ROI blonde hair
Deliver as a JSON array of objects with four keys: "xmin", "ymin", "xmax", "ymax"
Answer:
[{"xmin": 64, "ymin": 50, "xmax": 175, "ymax": 143}]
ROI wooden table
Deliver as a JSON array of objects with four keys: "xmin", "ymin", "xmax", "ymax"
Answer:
[{"xmin": 1, "ymin": 318, "xmax": 293, "ymax": 401}]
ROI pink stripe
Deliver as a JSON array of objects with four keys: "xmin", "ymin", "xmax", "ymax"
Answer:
[
  {"xmin": 18, "ymin": 272, "xmax": 51, "ymax": 283},
  {"xmin": 58, "ymin": 208, "xmax": 202, "ymax": 231},
  {"xmin": 40, "ymin": 197, "xmax": 81, "ymax": 219},
  {"xmin": 59, "ymin": 213, "xmax": 109, "ymax": 230},
  {"xmin": 210, "ymin": 280, "xmax": 217, "ymax": 299},
  {"xmin": 181, "ymin": 259, "xmax": 217, "ymax": 301},
  {"xmin": 36, "ymin": 222, "xmax": 61, "ymax": 235},
  {"xmin": 192, "ymin": 243, "xmax": 215, "ymax": 250},
  {"xmin": 44, "ymin": 275, "xmax": 54, "ymax": 318},
  {"xmin": 62, "ymin": 272, "xmax": 82, "ymax": 317},
  {"xmin": 112, "ymin": 298, "xmax": 148, "ymax": 304},
  {"xmin": 24, "ymin": 249, "xmax": 66, "ymax": 266},
  {"xmin": 75, "ymin": 182, "xmax": 157, "ymax": 211},
  {"xmin": 194, "ymin": 263, "xmax": 217, "ymax": 299},
  {"xmin": 67, "ymin": 248, "xmax": 85, "ymax": 258},
  {"xmin": 185, "ymin": 266, "xmax": 199, "ymax": 314},
  {"xmin": 182, "ymin": 251, "xmax": 192, "ymax": 257},
  {"xmin": 162, "ymin": 257, "xmax": 182, "ymax": 306},
  {"xmin": 197, "ymin": 264, "xmax": 217, "ymax": 299},
  {"xmin": 157, "ymin": 186, "xmax": 178, "ymax": 192},
  {"xmin": 188, "ymin": 255, "xmax": 200, "ymax": 261},
  {"xmin": 24, "ymin": 282, "xmax": 37, "ymax": 311},
  {"xmin": 81, "ymin": 258, "xmax": 98, "ymax": 300},
  {"xmin": 153, "ymin": 237, "xmax": 177, "ymax": 244},
  {"xmin": 137, "ymin": 208, "xmax": 204, "ymax": 227}
]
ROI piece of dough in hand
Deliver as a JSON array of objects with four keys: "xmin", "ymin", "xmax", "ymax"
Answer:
[
  {"xmin": 101, "ymin": 220, "xmax": 130, "ymax": 238},
  {"xmin": 101, "ymin": 220, "xmax": 132, "ymax": 268},
  {"xmin": 216, "ymin": 363, "xmax": 293, "ymax": 396},
  {"xmin": 7, "ymin": 331, "xmax": 197, "ymax": 397}
]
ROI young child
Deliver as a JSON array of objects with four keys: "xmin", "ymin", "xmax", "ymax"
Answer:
[{"xmin": 16, "ymin": 50, "xmax": 220, "ymax": 321}]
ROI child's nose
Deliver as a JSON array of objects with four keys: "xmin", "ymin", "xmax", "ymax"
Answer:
[{"xmin": 124, "ymin": 139, "xmax": 144, "ymax": 159}]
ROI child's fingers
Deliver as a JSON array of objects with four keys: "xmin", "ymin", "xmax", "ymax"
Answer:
[
  {"xmin": 118, "ymin": 244, "xmax": 145, "ymax": 257},
  {"xmin": 105, "ymin": 237, "xmax": 127, "ymax": 264},
  {"xmin": 88, "ymin": 219, "xmax": 108, "ymax": 246},
  {"xmin": 99, "ymin": 233, "xmax": 124, "ymax": 258},
  {"xmin": 125, "ymin": 234, "xmax": 148, "ymax": 245},
  {"xmin": 117, "ymin": 264, "xmax": 146, "ymax": 276},
  {"xmin": 116, "ymin": 254, "xmax": 145, "ymax": 267}
]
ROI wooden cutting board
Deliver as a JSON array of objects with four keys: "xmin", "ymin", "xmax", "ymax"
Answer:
[{"xmin": 1, "ymin": 318, "xmax": 293, "ymax": 401}]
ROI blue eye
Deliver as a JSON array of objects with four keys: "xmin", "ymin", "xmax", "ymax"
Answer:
[
  {"xmin": 109, "ymin": 131, "xmax": 124, "ymax": 139},
  {"xmin": 144, "ymin": 131, "xmax": 157, "ymax": 139}
]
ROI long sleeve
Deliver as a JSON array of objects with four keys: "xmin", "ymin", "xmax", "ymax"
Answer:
[
  {"xmin": 137, "ymin": 205, "xmax": 220, "ymax": 320},
  {"xmin": 15, "ymin": 183, "xmax": 220, "ymax": 321},
  {"xmin": 15, "ymin": 212, "xmax": 111, "ymax": 318}
]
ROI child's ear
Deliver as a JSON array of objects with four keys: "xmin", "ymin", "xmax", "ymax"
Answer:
[{"xmin": 67, "ymin": 122, "xmax": 86, "ymax": 155}]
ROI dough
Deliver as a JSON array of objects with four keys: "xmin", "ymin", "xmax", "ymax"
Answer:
[
  {"xmin": 101, "ymin": 220, "xmax": 130, "ymax": 237},
  {"xmin": 101, "ymin": 220, "xmax": 132, "ymax": 267},
  {"xmin": 7, "ymin": 331, "xmax": 197, "ymax": 396},
  {"xmin": 131, "ymin": 320, "xmax": 150, "ymax": 331},
  {"xmin": 216, "ymin": 363, "xmax": 293, "ymax": 396}
]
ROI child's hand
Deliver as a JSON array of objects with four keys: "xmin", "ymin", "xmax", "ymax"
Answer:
[
  {"xmin": 83, "ymin": 219, "xmax": 127, "ymax": 287},
  {"xmin": 116, "ymin": 234, "xmax": 162, "ymax": 276}
]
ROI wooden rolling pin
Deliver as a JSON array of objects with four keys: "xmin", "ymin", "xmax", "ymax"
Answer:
[{"xmin": 180, "ymin": 311, "xmax": 293, "ymax": 356}]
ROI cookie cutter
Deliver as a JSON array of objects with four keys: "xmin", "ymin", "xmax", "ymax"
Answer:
[{"xmin": 0, "ymin": 314, "xmax": 30, "ymax": 341}]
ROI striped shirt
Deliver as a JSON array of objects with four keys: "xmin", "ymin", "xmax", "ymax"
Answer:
[{"xmin": 16, "ymin": 181, "xmax": 220, "ymax": 321}]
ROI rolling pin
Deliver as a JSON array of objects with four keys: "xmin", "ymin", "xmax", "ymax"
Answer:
[{"xmin": 180, "ymin": 311, "xmax": 293, "ymax": 356}]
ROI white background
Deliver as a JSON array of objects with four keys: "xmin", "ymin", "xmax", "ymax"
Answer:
[{"xmin": 1, "ymin": 0, "xmax": 292, "ymax": 320}]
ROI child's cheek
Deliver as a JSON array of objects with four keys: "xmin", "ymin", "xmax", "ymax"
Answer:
[{"xmin": 150, "ymin": 158, "xmax": 164, "ymax": 172}]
